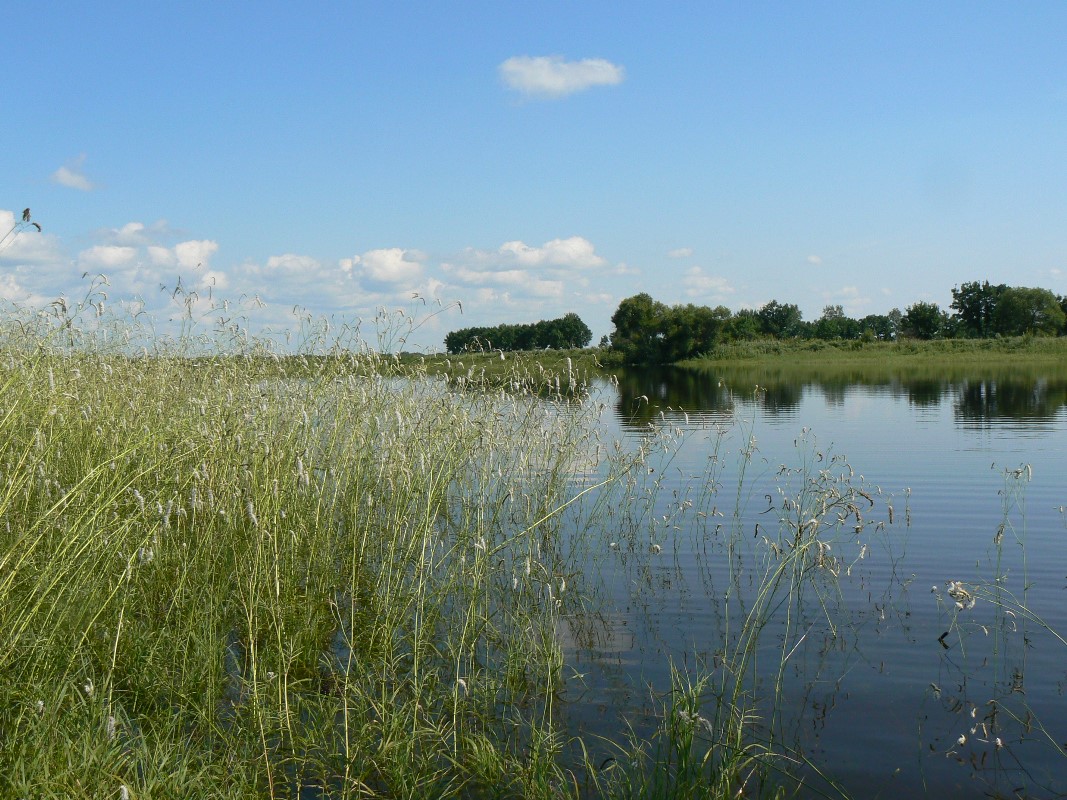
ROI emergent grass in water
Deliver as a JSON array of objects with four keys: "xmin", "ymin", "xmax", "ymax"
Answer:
[{"xmin": 2, "ymin": 293, "xmax": 1062, "ymax": 798}]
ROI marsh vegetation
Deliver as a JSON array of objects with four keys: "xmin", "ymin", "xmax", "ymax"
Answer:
[{"xmin": 2, "ymin": 294, "xmax": 1065, "ymax": 798}]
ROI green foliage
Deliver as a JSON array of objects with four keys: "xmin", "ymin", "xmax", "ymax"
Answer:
[
  {"xmin": 444, "ymin": 312, "xmax": 592, "ymax": 353},
  {"xmin": 604, "ymin": 279, "xmax": 1065, "ymax": 365},
  {"xmin": 951, "ymin": 280, "xmax": 1006, "ymax": 337},
  {"xmin": 757, "ymin": 300, "xmax": 804, "ymax": 338},
  {"xmin": 813, "ymin": 305, "xmax": 861, "ymax": 340},
  {"xmin": 859, "ymin": 313, "xmax": 896, "ymax": 340},
  {"xmin": 610, "ymin": 293, "xmax": 669, "ymax": 363},
  {"xmin": 992, "ymin": 286, "xmax": 1066, "ymax": 336},
  {"xmin": 610, "ymin": 295, "xmax": 730, "ymax": 363},
  {"xmin": 902, "ymin": 301, "xmax": 948, "ymax": 340}
]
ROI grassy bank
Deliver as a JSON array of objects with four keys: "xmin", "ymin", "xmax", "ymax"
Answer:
[
  {"xmin": 401, "ymin": 335, "xmax": 1067, "ymax": 381},
  {"xmin": 0, "ymin": 303, "xmax": 962, "ymax": 798},
  {"xmin": 0, "ymin": 326, "xmax": 639, "ymax": 797},
  {"xmin": 679, "ymin": 334, "xmax": 1067, "ymax": 367}
]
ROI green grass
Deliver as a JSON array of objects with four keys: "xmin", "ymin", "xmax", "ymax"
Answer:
[
  {"xmin": 0, "ymin": 298, "xmax": 950, "ymax": 799},
  {"xmin": 679, "ymin": 334, "xmax": 1067, "ymax": 367}
]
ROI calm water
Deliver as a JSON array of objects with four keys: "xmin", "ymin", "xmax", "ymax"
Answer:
[{"xmin": 563, "ymin": 363, "xmax": 1067, "ymax": 798}]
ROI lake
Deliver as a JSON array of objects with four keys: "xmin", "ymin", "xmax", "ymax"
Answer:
[{"xmin": 559, "ymin": 362, "xmax": 1067, "ymax": 798}]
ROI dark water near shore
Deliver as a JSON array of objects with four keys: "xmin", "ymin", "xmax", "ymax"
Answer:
[{"xmin": 563, "ymin": 363, "xmax": 1067, "ymax": 798}]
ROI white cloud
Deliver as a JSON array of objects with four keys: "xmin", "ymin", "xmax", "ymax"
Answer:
[
  {"xmin": 79, "ymin": 245, "xmax": 137, "ymax": 269},
  {"xmin": 174, "ymin": 240, "xmax": 218, "ymax": 270},
  {"xmin": 199, "ymin": 270, "xmax": 229, "ymax": 291},
  {"xmin": 356, "ymin": 248, "xmax": 424, "ymax": 283},
  {"xmin": 147, "ymin": 246, "xmax": 175, "ymax": 266},
  {"xmin": 499, "ymin": 55, "xmax": 625, "ymax": 98},
  {"xmin": 502, "ymin": 237, "xmax": 604, "ymax": 269},
  {"xmin": 580, "ymin": 291, "xmax": 615, "ymax": 306},
  {"xmin": 682, "ymin": 267, "xmax": 735, "ymax": 301},
  {"xmin": 261, "ymin": 253, "xmax": 321, "ymax": 276},
  {"xmin": 0, "ymin": 272, "xmax": 46, "ymax": 305},
  {"xmin": 474, "ymin": 236, "xmax": 607, "ymax": 270},
  {"xmin": 806, "ymin": 255, "xmax": 823, "ymax": 266},
  {"xmin": 51, "ymin": 156, "xmax": 94, "ymax": 191},
  {"xmin": 446, "ymin": 265, "xmax": 563, "ymax": 297},
  {"xmin": 822, "ymin": 286, "xmax": 871, "ymax": 316},
  {"xmin": 668, "ymin": 247, "xmax": 693, "ymax": 259},
  {"xmin": 0, "ymin": 209, "xmax": 62, "ymax": 264},
  {"xmin": 104, "ymin": 221, "xmax": 170, "ymax": 245}
]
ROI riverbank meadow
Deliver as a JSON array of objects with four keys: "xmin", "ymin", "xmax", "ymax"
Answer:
[{"xmin": 3, "ymin": 296, "xmax": 1065, "ymax": 798}]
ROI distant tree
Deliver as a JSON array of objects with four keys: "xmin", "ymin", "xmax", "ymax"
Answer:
[
  {"xmin": 992, "ymin": 287, "xmax": 1066, "ymax": 336},
  {"xmin": 610, "ymin": 293, "xmax": 670, "ymax": 362},
  {"xmin": 814, "ymin": 305, "xmax": 860, "ymax": 340},
  {"xmin": 858, "ymin": 314, "xmax": 895, "ymax": 340},
  {"xmin": 556, "ymin": 312, "xmax": 593, "ymax": 349},
  {"xmin": 726, "ymin": 309, "xmax": 761, "ymax": 341},
  {"xmin": 887, "ymin": 308, "xmax": 903, "ymax": 338},
  {"xmin": 757, "ymin": 300, "xmax": 804, "ymax": 338},
  {"xmin": 661, "ymin": 303, "xmax": 728, "ymax": 361},
  {"xmin": 951, "ymin": 281, "xmax": 1006, "ymax": 337},
  {"xmin": 901, "ymin": 301, "xmax": 946, "ymax": 340},
  {"xmin": 445, "ymin": 312, "xmax": 594, "ymax": 353}
]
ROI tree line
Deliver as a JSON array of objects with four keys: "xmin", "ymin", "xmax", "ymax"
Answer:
[
  {"xmin": 444, "ymin": 312, "xmax": 592, "ymax": 354},
  {"xmin": 609, "ymin": 281, "xmax": 1067, "ymax": 364}
]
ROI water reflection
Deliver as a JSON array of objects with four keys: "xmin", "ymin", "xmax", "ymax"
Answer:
[
  {"xmin": 613, "ymin": 364, "xmax": 1067, "ymax": 432},
  {"xmin": 589, "ymin": 363, "xmax": 1067, "ymax": 798}
]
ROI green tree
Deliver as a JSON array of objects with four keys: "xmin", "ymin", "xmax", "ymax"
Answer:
[
  {"xmin": 661, "ymin": 304, "xmax": 727, "ymax": 361},
  {"xmin": 610, "ymin": 293, "xmax": 670, "ymax": 363},
  {"xmin": 858, "ymin": 314, "xmax": 895, "ymax": 340},
  {"xmin": 555, "ymin": 312, "xmax": 593, "ymax": 348},
  {"xmin": 444, "ymin": 312, "xmax": 594, "ymax": 353},
  {"xmin": 814, "ymin": 305, "xmax": 860, "ymax": 340},
  {"xmin": 757, "ymin": 300, "xmax": 803, "ymax": 338},
  {"xmin": 950, "ymin": 281, "xmax": 1006, "ymax": 337},
  {"xmin": 992, "ymin": 287, "xmax": 1066, "ymax": 336},
  {"xmin": 726, "ymin": 309, "xmax": 761, "ymax": 341},
  {"xmin": 901, "ymin": 301, "xmax": 946, "ymax": 339}
]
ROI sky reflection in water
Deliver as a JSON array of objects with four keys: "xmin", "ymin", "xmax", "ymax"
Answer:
[{"xmin": 566, "ymin": 363, "xmax": 1067, "ymax": 799}]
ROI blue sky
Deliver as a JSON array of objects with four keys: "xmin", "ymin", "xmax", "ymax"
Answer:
[{"xmin": 4, "ymin": 2, "xmax": 1067, "ymax": 349}]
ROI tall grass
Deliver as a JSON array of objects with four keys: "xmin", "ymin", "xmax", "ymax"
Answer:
[
  {"xmin": 0, "ymin": 294, "xmax": 647, "ymax": 798},
  {"xmin": 0, "ymin": 293, "xmax": 908, "ymax": 798}
]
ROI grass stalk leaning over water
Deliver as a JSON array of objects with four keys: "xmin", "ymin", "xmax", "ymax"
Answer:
[
  {"xmin": 0, "ymin": 298, "xmax": 655, "ymax": 798},
  {"xmin": 1, "ymin": 289, "xmax": 926, "ymax": 798}
]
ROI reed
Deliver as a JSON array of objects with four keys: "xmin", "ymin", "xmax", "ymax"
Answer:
[{"xmin": 0, "ymin": 288, "xmax": 917, "ymax": 798}]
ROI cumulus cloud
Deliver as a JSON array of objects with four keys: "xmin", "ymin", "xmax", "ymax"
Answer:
[
  {"xmin": 245, "ymin": 254, "xmax": 323, "ymax": 283},
  {"xmin": 467, "ymin": 236, "xmax": 607, "ymax": 271},
  {"xmin": 0, "ymin": 272, "xmax": 47, "ymax": 305},
  {"xmin": 355, "ymin": 248, "xmax": 424, "ymax": 283},
  {"xmin": 445, "ymin": 266, "xmax": 563, "ymax": 298},
  {"xmin": 51, "ymin": 156, "xmax": 94, "ymax": 191},
  {"xmin": 682, "ymin": 267, "xmax": 735, "ymax": 301},
  {"xmin": 147, "ymin": 246, "xmax": 175, "ymax": 266},
  {"xmin": 199, "ymin": 270, "xmax": 229, "ymax": 291},
  {"xmin": 106, "ymin": 220, "xmax": 172, "ymax": 246},
  {"xmin": 0, "ymin": 209, "xmax": 62, "ymax": 264},
  {"xmin": 503, "ymin": 237, "xmax": 605, "ymax": 269},
  {"xmin": 79, "ymin": 245, "xmax": 137, "ymax": 269},
  {"xmin": 806, "ymin": 255, "xmax": 823, "ymax": 266},
  {"xmin": 175, "ymin": 240, "xmax": 218, "ymax": 270},
  {"xmin": 499, "ymin": 55, "xmax": 624, "ymax": 98},
  {"xmin": 668, "ymin": 247, "xmax": 693, "ymax": 259}
]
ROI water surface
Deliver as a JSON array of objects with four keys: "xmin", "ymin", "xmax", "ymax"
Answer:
[{"xmin": 564, "ymin": 363, "xmax": 1067, "ymax": 798}]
